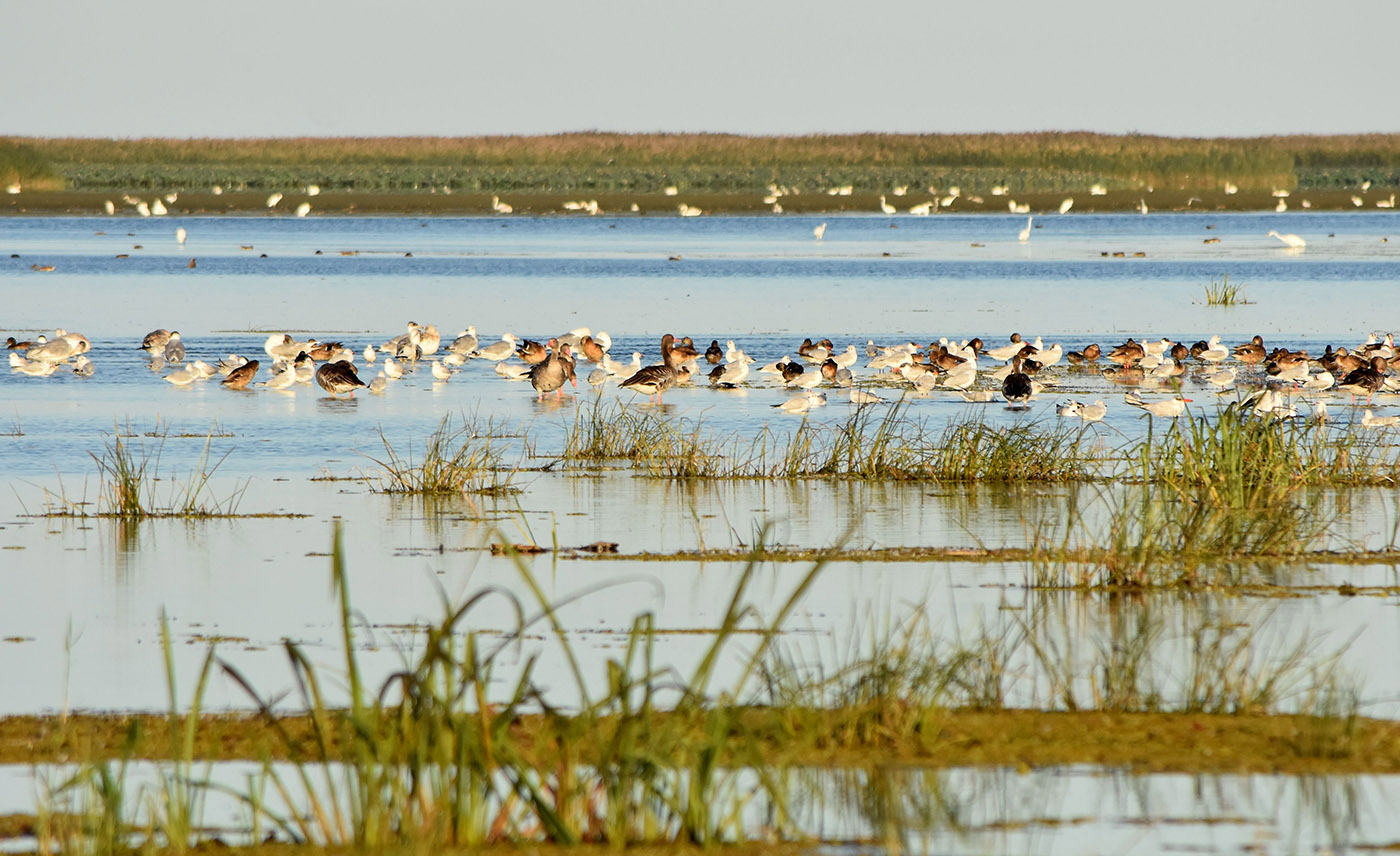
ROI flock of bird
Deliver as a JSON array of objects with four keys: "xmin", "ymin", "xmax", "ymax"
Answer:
[{"xmin": 6, "ymin": 321, "xmax": 1400, "ymax": 426}]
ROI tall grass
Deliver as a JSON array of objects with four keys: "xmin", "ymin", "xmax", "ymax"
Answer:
[
  {"xmin": 1204, "ymin": 275, "xmax": 1250, "ymax": 306},
  {"xmin": 12, "ymin": 132, "xmax": 1400, "ymax": 192},
  {"xmin": 368, "ymin": 414, "xmax": 516, "ymax": 495}
]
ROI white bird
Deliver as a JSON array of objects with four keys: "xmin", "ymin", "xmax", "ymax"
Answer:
[
  {"xmin": 1125, "ymin": 392, "xmax": 1191, "ymax": 418},
  {"xmin": 491, "ymin": 196, "xmax": 513, "ymax": 214},
  {"xmin": 773, "ymin": 391, "xmax": 826, "ymax": 413},
  {"xmin": 1303, "ymin": 370, "xmax": 1334, "ymax": 391},
  {"xmin": 879, "ymin": 195, "xmax": 897, "ymax": 215},
  {"xmin": 813, "ymin": 222, "xmax": 827, "ymax": 240},
  {"xmin": 150, "ymin": 199, "xmax": 168, "ymax": 216},
  {"xmin": 136, "ymin": 201, "xmax": 151, "ymax": 217},
  {"xmin": 1224, "ymin": 181, "xmax": 1238, "ymax": 195},
  {"xmin": 1078, "ymin": 400, "xmax": 1107, "ymax": 422},
  {"xmin": 164, "ymin": 364, "xmax": 201, "ymax": 386},
  {"xmin": 368, "ymin": 373, "xmax": 387, "ymax": 394},
  {"xmin": 1268, "ymin": 230, "xmax": 1305, "ymax": 249},
  {"xmin": 1056, "ymin": 401, "xmax": 1082, "ymax": 417},
  {"xmin": 959, "ymin": 389, "xmax": 995, "ymax": 403},
  {"xmin": 262, "ymin": 366, "xmax": 296, "ymax": 390},
  {"xmin": 431, "ymin": 360, "xmax": 452, "ymax": 382},
  {"xmin": 176, "ymin": 227, "xmax": 187, "ymax": 245},
  {"xmin": 678, "ymin": 203, "xmax": 702, "ymax": 217},
  {"xmin": 72, "ymin": 355, "xmax": 95, "ymax": 377},
  {"xmin": 1018, "ymin": 216, "xmax": 1033, "ymax": 243},
  {"xmin": 1208, "ymin": 368, "xmax": 1236, "ymax": 390},
  {"xmin": 382, "ymin": 358, "xmax": 405, "ymax": 379},
  {"xmin": 1058, "ymin": 197, "xmax": 1074, "ymax": 214},
  {"xmin": 363, "ymin": 344, "xmax": 376, "ymax": 364},
  {"xmin": 850, "ymin": 388, "xmax": 885, "ymax": 406},
  {"xmin": 266, "ymin": 192, "xmax": 283, "ymax": 208},
  {"xmin": 1198, "ymin": 335, "xmax": 1229, "ymax": 363},
  {"xmin": 1310, "ymin": 400, "xmax": 1329, "ymax": 423},
  {"xmin": 1362, "ymin": 409, "xmax": 1399, "ymax": 428},
  {"xmin": 475, "ymin": 334, "xmax": 519, "ymax": 361},
  {"xmin": 103, "ymin": 200, "xmax": 115, "ymax": 215},
  {"xmin": 295, "ymin": 202, "xmax": 312, "ymax": 217},
  {"xmin": 1137, "ymin": 199, "xmax": 1149, "ymax": 215},
  {"xmin": 833, "ymin": 344, "xmax": 859, "ymax": 369}
]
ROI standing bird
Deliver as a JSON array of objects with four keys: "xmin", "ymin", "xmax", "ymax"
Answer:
[
  {"xmin": 621, "ymin": 335, "xmax": 682, "ymax": 403},
  {"xmin": 315, "ymin": 361, "xmax": 368, "ymax": 397},
  {"xmin": 813, "ymin": 222, "xmax": 827, "ymax": 241},
  {"xmin": 1338, "ymin": 356, "xmax": 1388, "ymax": 404},
  {"xmin": 1018, "ymin": 215, "xmax": 1033, "ymax": 243},
  {"xmin": 1267, "ymin": 230, "xmax": 1306, "ymax": 249},
  {"xmin": 704, "ymin": 339, "xmax": 723, "ymax": 364},
  {"xmin": 221, "ymin": 360, "xmax": 260, "ymax": 389},
  {"xmin": 176, "ymin": 227, "xmax": 187, "ymax": 245},
  {"xmin": 1002, "ymin": 356, "xmax": 1033, "ymax": 408},
  {"xmin": 163, "ymin": 331, "xmax": 186, "ymax": 363},
  {"xmin": 528, "ymin": 340, "xmax": 575, "ymax": 400}
]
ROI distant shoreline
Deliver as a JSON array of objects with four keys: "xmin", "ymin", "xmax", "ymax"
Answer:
[{"xmin": 4, "ymin": 188, "xmax": 1398, "ymax": 216}]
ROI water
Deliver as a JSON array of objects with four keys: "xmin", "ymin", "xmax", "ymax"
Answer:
[{"xmin": 3, "ymin": 210, "xmax": 1400, "ymax": 848}]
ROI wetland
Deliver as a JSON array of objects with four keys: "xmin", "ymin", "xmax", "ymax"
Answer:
[{"xmin": 2, "ymin": 207, "xmax": 1400, "ymax": 854}]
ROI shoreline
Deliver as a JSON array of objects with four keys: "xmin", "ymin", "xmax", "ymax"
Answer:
[{"xmin": 5, "ymin": 188, "xmax": 1399, "ymax": 216}]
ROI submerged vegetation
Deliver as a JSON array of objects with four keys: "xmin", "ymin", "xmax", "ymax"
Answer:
[{"xmin": 5, "ymin": 132, "xmax": 1400, "ymax": 195}]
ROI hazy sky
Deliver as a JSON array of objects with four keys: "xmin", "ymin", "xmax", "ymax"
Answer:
[{"xmin": 5, "ymin": 0, "xmax": 1396, "ymax": 139}]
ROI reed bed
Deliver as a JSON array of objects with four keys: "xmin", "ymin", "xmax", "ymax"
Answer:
[
  {"xmin": 1204, "ymin": 275, "xmax": 1250, "ymax": 306},
  {"xmin": 565, "ymin": 402, "xmax": 1102, "ymax": 482},
  {"xmin": 9, "ymin": 132, "xmax": 1400, "ymax": 193}
]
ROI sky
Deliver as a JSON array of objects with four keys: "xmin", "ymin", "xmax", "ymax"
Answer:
[{"xmin": 4, "ymin": 0, "xmax": 1397, "ymax": 139}]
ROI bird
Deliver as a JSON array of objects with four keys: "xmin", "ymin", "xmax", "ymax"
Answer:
[
  {"xmin": 879, "ymin": 195, "xmax": 897, "ymax": 215},
  {"xmin": 163, "ymin": 331, "xmax": 185, "ymax": 363},
  {"xmin": 1056, "ymin": 401, "xmax": 1082, "ymax": 418},
  {"xmin": 295, "ymin": 202, "xmax": 312, "ymax": 217},
  {"xmin": 528, "ymin": 340, "xmax": 576, "ymax": 400},
  {"xmin": 141, "ymin": 329, "xmax": 171, "ymax": 353},
  {"xmin": 1362, "ymin": 409, "xmax": 1399, "ymax": 428},
  {"xmin": 476, "ymin": 334, "xmax": 519, "ymax": 361},
  {"xmin": 176, "ymin": 227, "xmax": 187, "ymax": 245},
  {"xmin": 849, "ymin": 388, "xmax": 885, "ymax": 406},
  {"xmin": 1017, "ymin": 216, "xmax": 1033, "ymax": 243},
  {"xmin": 773, "ymin": 391, "xmax": 826, "ymax": 413},
  {"xmin": 1267, "ymin": 230, "xmax": 1306, "ymax": 249},
  {"xmin": 431, "ymin": 360, "xmax": 452, "ymax": 382},
  {"xmin": 221, "ymin": 360, "xmax": 260, "ymax": 389},
  {"xmin": 315, "ymin": 361, "xmax": 368, "ymax": 397},
  {"xmin": 72, "ymin": 355, "xmax": 95, "ymax": 377},
  {"xmin": 621, "ymin": 336, "xmax": 683, "ymax": 403},
  {"xmin": 1338, "ymin": 356, "xmax": 1387, "ymax": 404},
  {"xmin": 266, "ymin": 192, "xmax": 283, "ymax": 207},
  {"xmin": 1058, "ymin": 197, "xmax": 1074, "ymax": 214},
  {"xmin": 1077, "ymin": 400, "xmax": 1107, "ymax": 423},
  {"xmin": 813, "ymin": 222, "xmax": 827, "ymax": 240},
  {"xmin": 1002, "ymin": 356, "xmax": 1033, "ymax": 408},
  {"xmin": 1125, "ymin": 392, "xmax": 1192, "ymax": 418}
]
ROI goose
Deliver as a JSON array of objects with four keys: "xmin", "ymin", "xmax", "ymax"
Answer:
[
  {"xmin": 621, "ymin": 363, "xmax": 685, "ymax": 403},
  {"xmin": 1001, "ymin": 357, "xmax": 1033, "ymax": 408},
  {"xmin": 529, "ymin": 340, "xmax": 576, "ymax": 400},
  {"xmin": 1338, "ymin": 356, "xmax": 1387, "ymax": 404}
]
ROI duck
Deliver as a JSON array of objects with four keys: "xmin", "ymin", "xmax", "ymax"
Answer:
[
  {"xmin": 1066, "ymin": 343, "xmax": 1101, "ymax": 365},
  {"xmin": 579, "ymin": 335, "xmax": 606, "ymax": 363},
  {"xmin": 704, "ymin": 339, "xmax": 723, "ymax": 364},
  {"xmin": 221, "ymin": 360, "xmax": 260, "ymax": 389},
  {"xmin": 1106, "ymin": 339, "xmax": 1145, "ymax": 366},
  {"xmin": 316, "ymin": 361, "xmax": 368, "ymax": 397},
  {"xmin": 1001, "ymin": 356, "xmax": 1033, "ymax": 408},
  {"xmin": 516, "ymin": 339, "xmax": 549, "ymax": 365},
  {"xmin": 1233, "ymin": 335, "xmax": 1267, "ymax": 365},
  {"xmin": 667, "ymin": 335, "xmax": 699, "ymax": 367}
]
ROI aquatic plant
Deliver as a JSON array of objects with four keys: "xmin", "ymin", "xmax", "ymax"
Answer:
[
  {"xmin": 368, "ymin": 414, "xmax": 517, "ymax": 495},
  {"xmin": 1204, "ymin": 275, "xmax": 1250, "ymax": 305}
]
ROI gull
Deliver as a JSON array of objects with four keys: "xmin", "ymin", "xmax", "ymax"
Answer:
[
  {"xmin": 295, "ymin": 202, "xmax": 312, "ymax": 217},
  {"xmin": 1303, "ymin": 370, "xmax": 1334, "ymax": 391},
  {"xmin": 495, "ymin": 361, "xmax": 531, "ymax": 381},
  {"xmin": 1056, "ymin": 401, "xmax": 1082, "ymax": 417},
  {"xmin": 850, "ymin": 388, "xmax": 885, "ymax": 406},
  {"xmin": 1078, "ymin": 400, "xmax": 1107, "ymax": 423},
  {"xmin": 773, "ymin": 391, "xmax": 826, "ymax": 413},
  {"xmin": 363, "ymin": 344, "xmax": 376, "ymax": 364},
  {"xmin": 710, "ymin": 352, "xmax": 753, "ymax": 387},
  {"xmin": 1208, "ymin": 368, "xmax": 1236, "ymax": 390},
  {"xmin": 368, "ymin": 373, "xmax": 387, "ymax": 394},
  {"xmin": 1362, "ymin": 409, "xmax": 1399, "ymax": 428},
  {"xmin": 1197, "ymin": 335, "xmax": 1229, "ymax": 364},
  {"xmin": 447, "ymin": 327, "xmax": 478, "ymax": 354},
  {"xmin": 1310, "ymin": 400, "xmax": 1329, "ymax": 424},
  {"xmin": 1125, "ymin": 392, "xmax": 1191, "ymax": 418},
  {"xmin": 960, "ymin": 389, "xmax": 995, "ymax": 402},
  {"xmin": 262, "ymin": 366, "xmax": 296, "ymax": 390},
  {"xmin": 72, "ymin": 355, "xmax": 95, "ymax": 377},
  {"xmin": 164, "ymin": 364, "xmax": 201, "ymax": 386},
  {"xmin": 476, "ymin": 334, "xmax": 519, "ymax": 361},
  {"xmin": 162, "ymin": 331, "xmax": 185, "ymax": 363},
  {"xmin": 442, "ymin": 352, "xmax": 467, "ymax": 367},
  {"xmin": 431, "ymin": 360, "xmax": 452, "ymax": 382},
  {"xmin": 382, "ymin": 357, "xmax": 405, "ymax": 379}
]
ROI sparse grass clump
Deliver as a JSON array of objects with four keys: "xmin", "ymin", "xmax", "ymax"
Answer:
[
  {"xmin": 1204, "ymin": 275, "xmax": 1250, "ymax": 305},
  {"xmin": 369, "ymin": 414, "xmax": 517, "ymax": 495}
]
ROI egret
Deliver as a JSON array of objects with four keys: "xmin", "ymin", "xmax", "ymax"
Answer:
[
  {"xmin": 1017, "ymin": 215, "xmax": 1033, "ymax": 243},
  {"xmin": 1267, "ymin": 230, "xmax": 1306, "ymax": 249},
  {"xmin": 295, "ymin": 202, "xmax": 312, "ymax": 217},
  {"xmin": 176, "ymin": 227, "xmax": 187, "ymax": 245},
  {"xmin": 879, "ymin": 195, "xmax": 897, "ymax": 215},
  {"xmin": 1058, "ymin": 197, "xmax": 1074, "ymax": 214},
  {"xmin": 813, "ymin": 222, "xmax": 827, "ymax": 240}
]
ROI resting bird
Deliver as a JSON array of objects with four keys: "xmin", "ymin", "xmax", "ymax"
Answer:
[
  {"xmin": 221, "ymin": 359, "xmax": 260, "ymax": 390},
  {"xmin": 315, "ymin": 361, "xmax": 368, "ymax": 397}
]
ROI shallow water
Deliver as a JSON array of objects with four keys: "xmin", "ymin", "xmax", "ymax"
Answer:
[{"xmin": 4, "ymin": 212, "xmax": 1400, "ymax": 847}]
